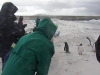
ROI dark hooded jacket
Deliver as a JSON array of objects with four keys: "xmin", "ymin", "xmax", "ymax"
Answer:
[
  {"xmin": 95, "ymin": 35, "xmax": 100, "ymax": 63},
  {"xmin": 0, "ymin": 2, "xmax": 18, "ymax": 28},
  {"xmin": 2, "ymin": 17, "xmax": 57, "ymax": 75},
  {"xmin": 0, "ymin": 2, "xmax": 18, "ymax": 58}
]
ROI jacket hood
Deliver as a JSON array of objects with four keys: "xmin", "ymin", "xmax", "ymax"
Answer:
[
  {"xmin": 1, "ymin": 2, "xmax": 18, "ymax": 16},
  {"xmin": 36, "ymin": 17, "xmax": 57, "ymax": 39}
]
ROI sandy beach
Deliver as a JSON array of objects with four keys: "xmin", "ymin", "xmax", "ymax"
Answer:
[{"xmin": 0, "ymin": 19, "xmax": 100, "ymax": 75}]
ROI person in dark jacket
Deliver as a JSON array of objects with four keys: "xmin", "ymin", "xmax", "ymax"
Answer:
[
  {"xmin": 0, "ymin": 2, "xmax": 26, "ymax": 68},
  {"xmin": 18, "ymin": 16, "xmax": 23, "ymax": 25},
  {"xmin": 95, "ymin": 35, "xmax": 100, "ymax": 63},
  {"xmin": 17, "ymin": 16, "xmax": 27, "ymax": 38},
  {"xmin": 2, "ymin": 17, "xmax": 58, "ymax": 75}
]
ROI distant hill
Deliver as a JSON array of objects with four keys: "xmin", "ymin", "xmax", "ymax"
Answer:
[{"xmin": 16, "ymin": 15, "xmax": 100, "ymax": 20}]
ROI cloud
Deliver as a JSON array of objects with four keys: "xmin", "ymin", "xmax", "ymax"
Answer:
[
  {"xmin": 45, "ymin": 7, "xmax": 87, "ymax": 16},
  {"xmin": 16, "ymin": 6, "xmax": 47, "ymax": 15},
  {"xmin": 0, "ymin": 0, "xmax": 100, "ymax": 16}
]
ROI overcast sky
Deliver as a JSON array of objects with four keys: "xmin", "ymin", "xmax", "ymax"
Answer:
[{"xmin": 0, "ymin": 0, "xmax": 100, "ymax": 16}]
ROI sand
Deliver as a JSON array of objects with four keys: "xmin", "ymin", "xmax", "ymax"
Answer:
[{"xmin": 0, "ymin": 19, "xmax": 100, "ymax": 75}]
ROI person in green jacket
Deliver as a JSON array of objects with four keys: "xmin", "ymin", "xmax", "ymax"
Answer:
[
  {"xmin": 1, "ymin": 17, "xmax": 57, "ymax": 75},
  {"xmin": 33, "ymin": 17, "xmax": 40, "ymax": 32},
  {"xmin": 36, "ymin": 17, "xmax": 40, "ymax": 26}
]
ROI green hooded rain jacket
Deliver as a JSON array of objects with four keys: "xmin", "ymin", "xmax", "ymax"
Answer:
[{"xmin": 2, "ymin": 17, "xmax": 57, "ymax": 75}]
